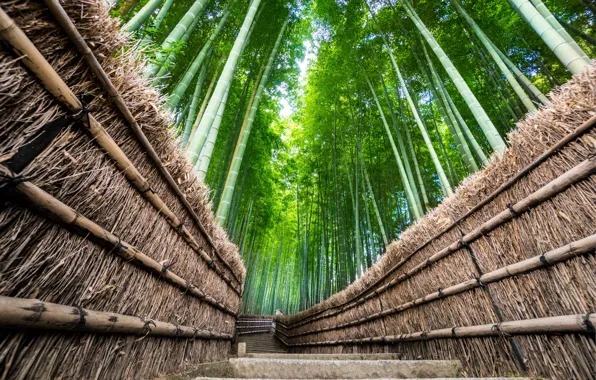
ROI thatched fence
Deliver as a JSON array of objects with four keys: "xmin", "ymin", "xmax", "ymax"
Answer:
[
  {"xmin": 277, "ymin": 65, "xmax": 596, "ymax": 379},
  {"xmin": 0, "ymin": 0, "xmax": 245, "ymax": 378}
]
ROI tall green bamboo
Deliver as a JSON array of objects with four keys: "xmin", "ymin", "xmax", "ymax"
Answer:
[
  {"xmin": 398, "ymin": 0, "xmax": 507, "ymax": 154},
  {"xmin": 181, "ymin": 63, "xmax": 207, "ymax": 147},
  {"xmin": 153, "ymin": 15, "xmax": 202, "ymax": 80},
  {"xmin": 490, "ymin": 42, "xmax": 549, "ymax": 106},
  {"xmin": 186, "ymin": 0, "xmax": 263, "ymax": 167},
  {"xmin": 507, "ymin": 0, "xmax": 589, "ymax": 74},
  {"xmin": 453, "ymin": 0, "xmax": 537, "ymax": 112},
  {"xmin": 215, "ymin": 18, "xmax": 289, "ymax": 226},
  {"xmin": 420, "ymin": 40, "xmax": 487, "ymax": 166},
  {"xmin": 153, "ymin": 0, "xmax": 173, "ymax": 29},
  {"xmin": 364, "ymin": 73, "xmax": 422, "ymax": 220},
  {"xmin": 167, "ymin": 3, "xmax": 233, "ymax": 109},
  {"xmin": 123, "ymin": 0, "xmax": 162, "ymax": 32},
  {"xmin": 195, "ymin": 83, "xmax": 231, "ymax": 180},
  {"xmin": 146, "ymin": 0, "xmax": 210, "ymax": 77},
  {"xmin": 368, "ymin": 3, "xmax": 453, "ymax": 196},
  {"xmin": 530, "ymin": 0, "xmax": 590, "ymax": 63},
  {"xmin": 186, "ymin": 58, "xmax": 223, "ymax": 149},
  {"xmin": 377, "ymin": 72, "xmax": 423, "ymax": 212}
]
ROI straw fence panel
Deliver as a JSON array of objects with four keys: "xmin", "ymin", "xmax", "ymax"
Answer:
[{"xmin": 0, "ymin": 0, "xmax": 244, "ymax": 378}]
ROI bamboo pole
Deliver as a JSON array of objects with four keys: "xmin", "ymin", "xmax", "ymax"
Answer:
[
  {"xmin": 237, "ymin": 330, "xmax": 275, "ymax": 335},
  {"xmin": 287, "ymin": 115, "xmax": 596, "ymax": 328},
  {"xmin": 283, "ymin": 313, "xmax": 596, "ymax": 346},
  {"xmin": 287, "ymin": 234, "xmax": 596, "ymax": 336},
  {"xmin": 0, "ymin": 296, "xmax": 233, "ymax": 340},
  {"xmin": 0, "ymin": 165, "xmax": 237, "ymax": 317},
  {"xmin": 0, "ymin": 6, "xmax": 241, "ymax": 294}
]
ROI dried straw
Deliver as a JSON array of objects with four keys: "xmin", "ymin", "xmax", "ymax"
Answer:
[{"xmin": 0, "ymin": 0, "xmax": 246, "ymax": 377}]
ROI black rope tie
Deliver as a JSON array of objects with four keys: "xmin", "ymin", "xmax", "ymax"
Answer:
[
  {"xmin": 425, "ymin": 259, "xmax": 431, "ymax": 267},
  {"xmin": 0, "ymin": 171, "xmax": 37, "ymax": 193},
  {"xmin": 451, "ymin": 327, "xmax": 457, "ymax": 337},
  {"xmin": 437, "ymin": 288, "xmax": 444, "ymax": 297},
  {"xmin": 491, "ymin": 323, "xmax": 511, "ymax": 338},
  {"xmin": 161, "ymin": 259, "xmax": 176, "ymax": 274},
  {"xmin": 474, "ymin": 274, "xmax": 487, "ymax": 287},
  {"xmin": 208, "ymin": 260, "xmax": 215, "ymax": 269},
  {"xmin": 506, "ymin": 203, "xmax": 519, "ymax": 216},
  {"xmin": 74, "ymin": 304, "xmax": 87, "ymax": 327},
  {"xmin": 539, "ymin": 254, "xmax": 549, "ymax": 266},
  {"xmin": 141, "ymin": 318, "xmax": 156, "ymax": 333},
  {"xmin": 583, "ymin": 312, "xmax": 595, "ymax": 335},
  {"xmin": 459, "ymin": 235, "xmax": 468, "ymax": 249},
  {"xmin": 139, "ymin": 186, "xmax": 154, "ymax": 194},
  {"xmin": 175, "ymin": 221, "xmax": 185, "ymax": 232}
]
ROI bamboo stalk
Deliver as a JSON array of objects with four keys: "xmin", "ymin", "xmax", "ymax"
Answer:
[
  {"xmin": 0, "ymin": 165, "xmax": 237, "ymax": 317},
  {"xmin": 283, "ymin": 313, "xmax": 596, "ymax": 346},
  {"xmin": 0, "ymin": 7, "xmax": 241, "ymax": 294},
  {"xmin": 291, "ymin": 148, "xmax": 596, "ymax": 329},
  {"xmin": 0, "ymin": 296, "xmax": 232, "ymax": 340},
  {"xmin": 287, "ymin": 234, "xmax": 596, "ymax": 337}
]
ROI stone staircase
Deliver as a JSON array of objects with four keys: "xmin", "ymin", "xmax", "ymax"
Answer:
[
  {"xmin": 183, "ymin": 353, "xmax": 531, "ymax": 379},
  {"xmin": 176, "ymin": 316, "xmax": 531, "ymax": 379}
]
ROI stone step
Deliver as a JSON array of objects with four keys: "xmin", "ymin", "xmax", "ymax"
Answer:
[
  {"xmin": 244, "ymin": 353, "xmax": 402, "ymax": 360},
  {"xmin": 192, "ymin": 358, "xmax": 463, "ymax": 379}
]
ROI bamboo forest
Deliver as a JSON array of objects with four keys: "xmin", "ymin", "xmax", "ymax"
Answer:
[{"xmin": 113, "ymin": 0, "xmax": 594, "ymax": 315}]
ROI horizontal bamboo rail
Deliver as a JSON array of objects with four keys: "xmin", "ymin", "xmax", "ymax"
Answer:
[
  {"xmin": 0, "ymin": 7, "xmax": 241, "ymax": 295},
  {"xmin": 237, "ymin": 325, "xmax": 275, "ymax": 329},
  {"xmin": 279, "ymin": 313, "xmax": 596, "ymax": 346},
  {"xmin": 237, "ymin": 319, "xmax": 275, "ymax": 323},
  {"xmin": 40, "ymin": 0, "xmax": 241, "ymax": 288},
  {"xmin": 0, "ymin": 165, "xmax": 237, "ymax": 317},
  {"xmin": 0, "ymin": 296, "xmax": 232, "ymax": 340},
  {"xmin": 237, "ymin": 330, "xmax": 274, "ymax": 335},
  {"xmin": 290, "ymin": 114, "xmax": 596, "ymax": 327},
  {"xmin": 286, "ymin": 233, "xmax": 596, "ymax": 337},
  {"xmin": 289, "ymin": 156, "xmax": 596, "ymax": 329}
]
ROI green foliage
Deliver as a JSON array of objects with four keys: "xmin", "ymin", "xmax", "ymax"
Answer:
[{"xmin": 114, "ymin": 0, "xmax": 594, "ymax": 314}]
